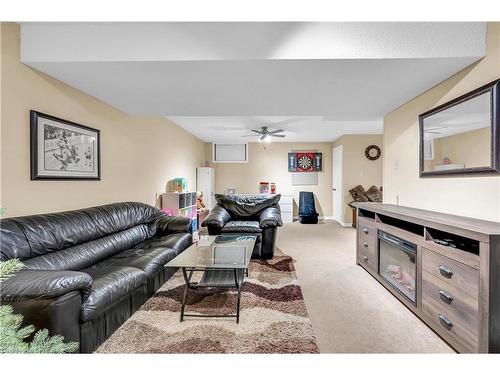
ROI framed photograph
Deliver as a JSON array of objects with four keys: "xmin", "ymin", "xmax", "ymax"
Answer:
[{"xmin": 30, "ymin": 110, "xmax": 101, "ymax": 180}]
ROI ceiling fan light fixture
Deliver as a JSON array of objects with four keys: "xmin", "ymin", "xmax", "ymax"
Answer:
[{"xmin": 260, "ymin": 134, "xmax": 271, "ymax": 143}]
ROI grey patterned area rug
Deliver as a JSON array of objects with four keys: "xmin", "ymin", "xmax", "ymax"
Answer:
[{"xmin": 96, "ymin": 249, "xmax": 319, "ymax": 353}]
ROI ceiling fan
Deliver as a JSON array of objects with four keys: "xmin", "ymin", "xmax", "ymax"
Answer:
[{"xmin": 242, "ymin": 126, "xmax": 286, "ymax": 142}]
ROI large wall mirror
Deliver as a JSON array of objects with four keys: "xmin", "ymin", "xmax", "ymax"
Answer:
[{"xmin": 419, "ymin": 79, "xmax": 499, "ymax": 177}]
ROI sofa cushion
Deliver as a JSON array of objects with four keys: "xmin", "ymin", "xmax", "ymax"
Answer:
[
  {"xmin": 23, "ymin": 225, "xmax": 150, "ymax": 271},
  {"xmin": 135, "ymin": 233, "xmax": 192, "ymax": 256},
  {"xmin": 80, "ymin": 266, "xmax": 146, "ymax": 322},
  {"xmin": 95, "ymin": 246, "xmax": 176, "ymax": 277},
  {"xmin": 221, "ymin": 220, "xmax": 262, "ymax": 233},
  {"xmin": 215, "ymin": 194, "xmax": 281, "ymax": 217}
]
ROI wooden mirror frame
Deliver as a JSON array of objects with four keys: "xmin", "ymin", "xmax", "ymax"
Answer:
[{"xmin": 419, "ymin": 79, "xmax": 500, "ymax": 177}]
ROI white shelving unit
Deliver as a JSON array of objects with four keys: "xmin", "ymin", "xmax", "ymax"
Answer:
[{"xmin": 161, "ymin": 192, "xmax": 198, "ymax": 230}]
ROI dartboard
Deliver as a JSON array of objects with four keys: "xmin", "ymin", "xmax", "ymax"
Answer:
[{"xmin": 298, "ymin": 155, "xmax": 313, "ymax": 170}]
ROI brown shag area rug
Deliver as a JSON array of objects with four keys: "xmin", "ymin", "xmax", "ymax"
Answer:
[{"xmin": 96, "ymin": 249, "xmax": 319, "ymax": 353}]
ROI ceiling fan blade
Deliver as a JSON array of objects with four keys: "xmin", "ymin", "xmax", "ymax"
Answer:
[
  {"xmin": 268, "ymin": 129, "xmax": 284, "ymax": 134},
  {"xmin": 251, "ymin": 129, "xmax": 263, "ymax": 134},
  {"xmin": 271, "ymin": 134, "xmax": 286, "ymax": 138}
]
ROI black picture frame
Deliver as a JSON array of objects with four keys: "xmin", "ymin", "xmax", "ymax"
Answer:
[
  {"xmin": 419, "ymin": 79, "xmax": 500, "ymax": 177},
  {"xmin": 30, "ymin": 110, "xmax": 101, "ymax": 180}
]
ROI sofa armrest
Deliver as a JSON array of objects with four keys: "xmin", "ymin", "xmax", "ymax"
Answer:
[
  {"xmin": 259, "ymin": 206, "xmax": 283, "ymax": 229},
  {"xmin": 154, "ymin": 214, "xmax": 192, "ymax": 235},
  {"xmin": 1, "ymin": 269, "xmax": 92, "ymax": 302},
  {"xmin": 201, "ymin": 205, "xmax": 231, "ymax": 233}
]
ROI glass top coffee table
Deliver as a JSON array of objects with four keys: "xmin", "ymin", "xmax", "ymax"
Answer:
[{"xmin": 166, "ymin": 234, "xmax": 257, "ymax": 323}]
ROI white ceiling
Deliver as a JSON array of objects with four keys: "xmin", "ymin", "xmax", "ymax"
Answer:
[
  {"xmin": 168, "ymin": 116, "xmax": 383, "ymax": 142},
  {"xmin": 20, "ymin": 22, "xmax": 486, "ymax": 142}
]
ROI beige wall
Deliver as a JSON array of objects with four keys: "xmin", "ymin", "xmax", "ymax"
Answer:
[
  {"xmin": 383, "ymin": 22, "xmax": 500, "ymax": 222},
  {"xmin": 0, "ymin": 23, "xmax": 205, "ymax": 218},
  {"xmin": 425, "ymin": 127, "xmax": 491, "ymax": 170},
  {"xmin": 332, "ymin": 135, "xmax": 383, "ymax": 224},
  {"xmin": 206, "ymin": 142, "xmax": 333, "ymax": 217}
]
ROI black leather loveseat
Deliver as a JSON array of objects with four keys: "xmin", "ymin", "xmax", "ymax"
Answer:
[
  {"xmin": 0, "ymin": 202, "xmax": 192, "ymax": 353},
  {"xmin": 201, "ymin": 194, "xmax": 282, "ymax": 259}
]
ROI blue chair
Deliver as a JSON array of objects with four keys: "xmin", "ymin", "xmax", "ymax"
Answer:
[{"xmin": 298, "ymin": 191, "xmax": 319, "ymax": 224}]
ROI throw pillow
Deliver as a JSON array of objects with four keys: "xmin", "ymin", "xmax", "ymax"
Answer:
[
  {"xmin": 349, "ymin": 185, "xmax": 369, "ymax": 202},
  {"xmin": 365, "ymin": 185, "xmax": 382, "ymax": 202}
]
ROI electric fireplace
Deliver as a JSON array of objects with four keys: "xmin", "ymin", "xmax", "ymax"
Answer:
[{"xmin": 378, "ymin": 231, "xmax": 417, "ymax": 304}]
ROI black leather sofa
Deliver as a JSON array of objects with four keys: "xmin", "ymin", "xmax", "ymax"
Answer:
[
  {"xmin": 0, "ymin": 202, "xmax": 192, "ymax": 353},
  {"xmin": 201, "ymin": 194, "xmax": 282, "ymax": 259}
]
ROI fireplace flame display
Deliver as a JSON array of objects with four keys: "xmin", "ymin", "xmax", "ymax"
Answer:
[
  {"xmin": 384, "ymin": 265, "xmax": 415, "ymax": 292},
  {"xmin": 378, "ymin": 231, "xmax": 417, "ymax": 304}
]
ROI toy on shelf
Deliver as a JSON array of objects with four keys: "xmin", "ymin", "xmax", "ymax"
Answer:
[
  {"xmin": 197, "ymin": 192, "xmax": 206, "ymax": 210},
  {"xmin": 169, "ymin": 177, "xmax": 187, "ymax": 193}
]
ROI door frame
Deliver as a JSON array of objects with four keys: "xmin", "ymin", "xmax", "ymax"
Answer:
[{"xmin": 332, "ymin": 145, "xmax": 343, "ymax": 224}]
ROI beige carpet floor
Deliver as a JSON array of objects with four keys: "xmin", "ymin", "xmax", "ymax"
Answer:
[{"xmin": 276, "ymin": 220, "xmax": 454, "ymax": 353}]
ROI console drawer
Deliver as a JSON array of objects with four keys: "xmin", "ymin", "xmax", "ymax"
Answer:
[
  {"xmin": 358, "ymin": 217, "xmax": 376, "ymax": 238},
  {"xmin": 422, "ymin": 270, "xmax": 478, "ymax": 352},
  {"xmin": 357, "ymin": 245, "xmax": 375, "ymax": 271},
  {"xmin": 422, "ymin": 248, "xmax": 478, "ymax": 299},
  {"xmin": 357, "ymin": 218, "xmax": 376, "ymax": 271}
]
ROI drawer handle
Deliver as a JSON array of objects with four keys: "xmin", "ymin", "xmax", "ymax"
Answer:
[
  {"xmin": 438, "ymin": 314, "xmax": 453, "ymax": 330},
  {"xmin": 363, "ymin": 242, "xmax": 368, "ymax": 248},
  {"xmin": 438, "ymin": 290, "xmax": 454, "ymax": 304},
  {"xmin": 438, "ymin": 265, "xmax": 454, "ymax": 279},
  {"xmin": 362, "ymin": 256, "xmax": 369, "ymax": 262},
  {"xmin": 363, "ymin": 228, "xmax": 369, "ymax": 234}
]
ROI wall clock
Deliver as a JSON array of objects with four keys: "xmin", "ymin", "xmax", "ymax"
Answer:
[{"xmin": 365, "ymin": 145, "xmax": 381, "ymax": 160}]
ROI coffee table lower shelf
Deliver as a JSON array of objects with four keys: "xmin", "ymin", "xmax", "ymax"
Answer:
[{"xmin": 180, "ymin": 267, "xmax": 248, "ymax": 323}]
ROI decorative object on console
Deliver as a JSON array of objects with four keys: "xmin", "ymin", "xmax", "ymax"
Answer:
[
  {"xmin": 288, "ymin": 152, "xmax": 322, "ymax": 172},
  {"xmin": 226, "ymin": 187, "xmax": 236, "ymax": 194},
  {"xmin": 419, "ymin": 78, "xmax": 500, "ymax": 177},
  {"xmin": 364, "ymin": 145, "xmax": 381, "ymax": 160},
  {"xmin": 298, "ymin": 191, "xmax": 319, "ymax": 224},
  {"xmin": 30, "ymin": 110, "xmax": 100, "ymax": 180}
]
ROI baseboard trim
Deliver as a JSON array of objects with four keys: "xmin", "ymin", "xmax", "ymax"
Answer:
[
  {"xmin": 340, "ymin": 222, "xmax": 353, "ymax": 227},
  {"xmin": 291, "ymin": 215, "xmax": 351, "ymax": 227}
]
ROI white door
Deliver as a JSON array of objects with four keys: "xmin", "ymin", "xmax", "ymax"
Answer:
[
  {"xmin": 196, "ymin": 167, "xmax": 215, "ymax": 210},
  {"xmin": 332, "ymin": 145, "xmax": 343, "ymax": 223}
]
